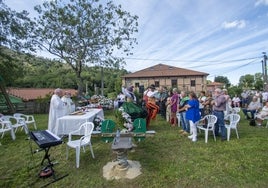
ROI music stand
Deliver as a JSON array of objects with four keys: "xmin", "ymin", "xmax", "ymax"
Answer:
[{"xmin": 29, "ymin": 130, "xmax": 68, "ymax": 187}]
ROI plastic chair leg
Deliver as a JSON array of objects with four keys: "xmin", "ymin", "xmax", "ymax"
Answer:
[
  {"xmin": 235, "ymin": 128, "xmax": 239, "ymax": 139},
  {"xmin": 34, "ymin": 122, "xmax": 37, "ymax": 130},
  {"xmin": 205, "ymin": 130, "xmax": 208, "ymax": 143},
  {"xmin": 89, "ymin": 144, "xmax": 95, "ymax": 158},
  {"xmin": 227, "ymin": 127, "xmax": 231, "ymax": 141},
  {"xmin": 76, "ymin": 147, "xmax": 80, "ymax": 168},
  {"xmin": 213, "ymin": 131, "xmax": 216, "ymax": 141}
]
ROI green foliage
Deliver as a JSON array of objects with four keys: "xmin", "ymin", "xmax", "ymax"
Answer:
[
  {"xmin": 237, "ymin": 72, "xmax": 264, "ymax": 91},
  {"xmin": 114, "ymin": 109, "xmax": 125, "ymax": 125},
  {"xmin": 82, "ymin": 66, "xmax": 127, "ymax": 96},
  {"xmin": 0, "ymin": 2, "xmax": 35, "ymax": 84},
  {"xmin": 107, "ymin": 92, "xmax": 117, "ymax": 99},
  {"xmin": 239, "ymin": 74, "xmax": 255, "ymax": 89},
  {"xmin": 227, "ymin": 85, "xmax": 243, "ymax": 98},
  {"xmin": 0, "ymin": 47, "xmax": 21, "ymax": 85},
  {"xmin": 254, "ymin": 72, "xmax": 264, "ymax": 90},
  {"xmin": 0, "ymin": 2, "xmax": 34, "ymax": 52}
]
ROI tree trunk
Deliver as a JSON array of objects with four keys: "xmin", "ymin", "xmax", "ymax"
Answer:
[{"xmin": 77, "ymin": 75, "xmax": 84, "ymax": 97}]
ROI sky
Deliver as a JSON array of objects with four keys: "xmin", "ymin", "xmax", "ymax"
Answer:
[{"xmin": 4, "ymin": 0, "xmax": 268, "ymax": 85}]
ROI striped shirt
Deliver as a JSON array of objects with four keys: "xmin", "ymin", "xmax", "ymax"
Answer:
[{"xmin": 213, "ymin": 94, "xmax": 226, "ymax": 111}]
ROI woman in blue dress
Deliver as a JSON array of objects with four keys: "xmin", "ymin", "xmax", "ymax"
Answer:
[{"xmin": 185, "ymin": 91, "xmax": 201, "ymax": 142}]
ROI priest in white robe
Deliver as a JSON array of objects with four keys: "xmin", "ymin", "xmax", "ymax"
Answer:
[{"xmin": 48, "ymin": 88, "xmax": 65, "ymax": 134}]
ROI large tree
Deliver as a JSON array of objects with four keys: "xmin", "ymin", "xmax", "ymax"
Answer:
[
  {"xmin": 238, "ymin": 73, "xmax": 264, "ymax": 90},
  {"xmin": 33, "ymin": 0, "xmax": 138, "ymax": 95},
  {"xmin": 238, "ymin": 74, "xmax": 254, "ymax": 89},
  {"xmin": 254, "ymin": 72, "xmax": 264, "ymax": 91}
]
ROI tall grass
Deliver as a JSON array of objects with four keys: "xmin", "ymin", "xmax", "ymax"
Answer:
[{"xmin": 0, "ymin": 110, "xmax": 268, "ymax": 188}]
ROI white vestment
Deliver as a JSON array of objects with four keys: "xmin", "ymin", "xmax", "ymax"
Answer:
[
  {"xmin": 48, "ymin": 94, "xmax": 65, "ymax": 134},
  {"xmin": 61, "ymin": 96, "xmax": 75, "ymax": 115}
]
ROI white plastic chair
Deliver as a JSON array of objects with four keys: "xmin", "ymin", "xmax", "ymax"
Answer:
[
  {"xmin": 224, "ymin": 114, "xmax": 240, "ymax": 141},
  {"xmin": 0, "ymin": 119, "xmax": 16, "ymax": 140},
  {"xmin": 265, "ymin": 117, "xmax": 268, "ymax": 128},
  {"xmin": 1, "ymin": 115, "xmax": 28, "ymax": 134},
  {"xmin": 66, "ymin": 122, "xmax": 95, "ymax": 168},
  {"xmin": 13, "ymin": 113, "xmax": 37, "ymax": 130},
  {"xmin": 197, "ymin": 115, "xmax": 217, "ymax": 143}
]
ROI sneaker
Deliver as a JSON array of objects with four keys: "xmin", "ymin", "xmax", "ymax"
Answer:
[
  {"xmin": 179, "ymin": 130, "xmax": 184, "ymax": 133},
  {"xmin": 188, "ymin": 135, "xmax": 193, "ymax": 139},
  {"xmin": 182, "ymin": 131, "xmax": 188, "ymax": 135}
]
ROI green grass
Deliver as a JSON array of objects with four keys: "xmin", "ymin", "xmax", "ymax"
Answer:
[{"xmin": 1, "ymin": 110, "xmax": 268, "ymax": 188}]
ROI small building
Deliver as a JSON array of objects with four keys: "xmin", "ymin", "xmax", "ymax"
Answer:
[
  {"xmin": 7, "ymin": 88, "xmax": 77, "ymax": 101},
  {"xmin": 122, "ymin": 63, "xmax": 209, "ymax": 93},
  {"xmin": 2, "ymin": 88, "xmax": 77, "ymax": 114},
  {"xmin": 206, "ymin": 82, "xmax": 225, "ymax": 92}
]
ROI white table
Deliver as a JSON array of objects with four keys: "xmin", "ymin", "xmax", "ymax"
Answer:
[{"xmin": 55, "ymin": 108, "xmax": 104, "ymax": 136}]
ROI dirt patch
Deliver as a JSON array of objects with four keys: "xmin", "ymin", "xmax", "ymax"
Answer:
[{"xmin": 103, "ymin": 160, "xmax": 142, "ymax": 180}]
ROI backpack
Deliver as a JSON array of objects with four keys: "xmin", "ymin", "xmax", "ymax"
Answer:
[
  {"xmin": 249, "ymin": 119, "xmax": 256, "ymax": 126},
  {"xmin": 122, "ymin": 102, "xmax": 148, "ymax": 121}
]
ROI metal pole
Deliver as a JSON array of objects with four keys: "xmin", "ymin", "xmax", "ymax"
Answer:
[
  {"xmin": 101, "ymin": 66, "xmax": 104, "ymax": 96},
  {"xmin": 263, "ymin": 52, "xmax": 267, "ymax": 90},
  {"xmin": 262, "ymin": 60, "xmax": 265, "ymax": 90}
]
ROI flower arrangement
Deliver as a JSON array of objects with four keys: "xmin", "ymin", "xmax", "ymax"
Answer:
[
  {"xmin": 114, "ymin": 107, "xmax": 134, "ymax": 131},
  {"xmin": 90, "ymin": 95, "xmax": 113, "ymax": 109}
]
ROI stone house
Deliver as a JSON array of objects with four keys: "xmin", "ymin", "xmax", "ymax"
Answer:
[{"xmin": 122, "ymin": 63, "xmax": 209, "ymax": 94}]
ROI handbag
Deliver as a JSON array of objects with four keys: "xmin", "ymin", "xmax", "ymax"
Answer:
[{"xmin": 249, "ymin": 119, "xmax": 256, "ymax": 126}]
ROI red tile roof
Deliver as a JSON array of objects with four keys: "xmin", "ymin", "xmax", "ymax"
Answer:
[
  {"xmin": 207, "ymin": 82, "xmax": 225, "ymax": 86},
  {"xmin": 6, "ymin": 88, "xmax": 77, "ymax": 101},
  {"xmin": 122, "ymin": 63, "xmax": 209, "ymax": 78}
]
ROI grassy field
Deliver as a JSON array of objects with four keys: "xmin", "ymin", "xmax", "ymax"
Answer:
[{"xmin": 0, "ymin": 109, "xmax": 268, "ymax": 188}]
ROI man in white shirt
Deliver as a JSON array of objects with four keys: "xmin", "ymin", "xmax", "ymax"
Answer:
[
  {"xmin": 144, "ymin": 85, "xmax": 158, "ymax": 100},
  {"xmin": 242, "ymin": 97, "xmax": 262, "ymax": 119}
]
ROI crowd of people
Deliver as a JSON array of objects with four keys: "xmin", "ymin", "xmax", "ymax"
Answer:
[
  {"xmin": 47, "ymin": 85, "xmax": 268, "ymax": 142},
  {"xmin": 116, "ymin": 84, "xmax": 268, "ymax": 142}
]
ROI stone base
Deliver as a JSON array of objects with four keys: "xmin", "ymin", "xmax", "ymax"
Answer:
[{"xmin": 103, "ymin": 160, "xmax": 142, "ymax": 180}]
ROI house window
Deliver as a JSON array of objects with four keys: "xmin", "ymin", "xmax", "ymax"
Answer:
[
  {"xmin": 155, "ymin": 81, "xmax": 159, "ymax": 88},
  {"xmin": 191, "ymin": 80, "xmax": 196, "ymax": 87},
  {"xmin": 135, "ymin": 83, "xmax": 139, "ymax": 87},
  {"xmin": 171, "ymin": 80, "xmax": 177, "ymax": 88}
]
